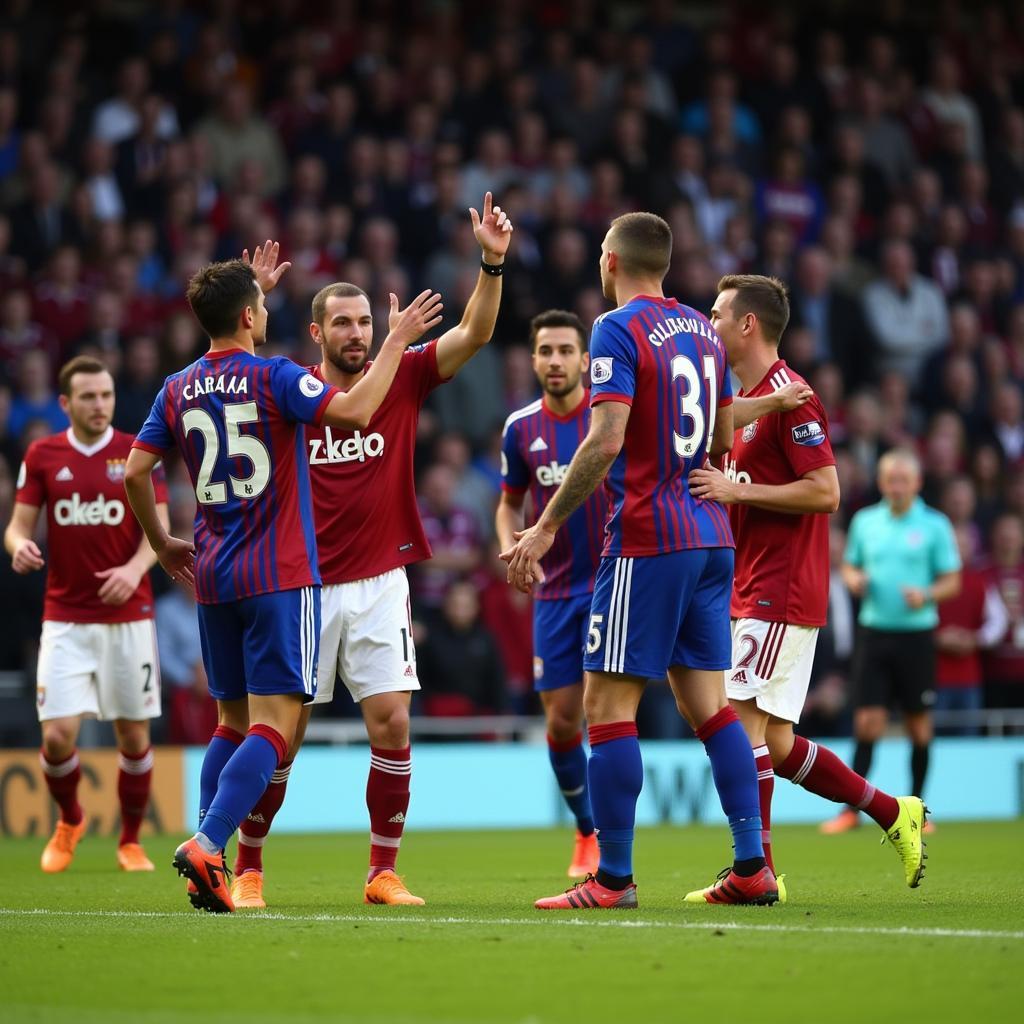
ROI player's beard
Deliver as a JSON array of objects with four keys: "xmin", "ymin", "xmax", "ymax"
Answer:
[
  {"xmin": 543, "ymin": 371, "xmax": 580, "ymax": 398},
  {"xmin": 327, "ymin": 344, "xmax": 370, "ymax": 375}
]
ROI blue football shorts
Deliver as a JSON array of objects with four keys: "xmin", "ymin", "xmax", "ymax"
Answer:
[
  {"xmin": 197, "ymin": 584, "xmax": 320, "ymax": 703},
  {"xmin": 582, "ymin": 548, "xmax": 733, "ymax": 679},
  {"xmin": 533, "ymin": 592, "xmax": 592, "ymax": 691}
]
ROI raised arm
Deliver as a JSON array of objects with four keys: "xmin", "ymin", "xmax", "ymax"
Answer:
[
  {"xmin": 320, "ymin": 290, "xmax": 444, "ymax": 429},
  {"xmin": 434, "ymin": 192, "xmax": 514, "ymax": 380}
]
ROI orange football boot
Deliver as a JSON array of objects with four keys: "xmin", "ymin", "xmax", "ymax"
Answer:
[
  {"xmin": 364, "ymin": 870, "xmax": 425, "ymax": 905},
  {"xmin": 535, "ymin": 874, "xmax": 638, "ymax": 910},
  {"xmin": 173, "ymin": 837, "xmax": 234, "ymax": 913},
  {"xmin": 117, "ymin": 843, "xmax": 155, "ymax": 872},
  {"xmin": 568, "ymin": 830, "xmax": 600, "ymax": 877},
  {"xmin": 231, "ymin": 871, "xmax": 267, "ymax": 909},
  {"xmin": 820, "ymin": 808, "xmax": 860, "ymax": 834},
  {"xmin": 40, "ymin": 820, "xmax": 86, "ymax": 873}
]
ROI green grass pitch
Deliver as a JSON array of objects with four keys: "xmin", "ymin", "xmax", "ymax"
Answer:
[{"xmin": 2, "ymin": 821, "xmax": 1022, "ymax": 1023}]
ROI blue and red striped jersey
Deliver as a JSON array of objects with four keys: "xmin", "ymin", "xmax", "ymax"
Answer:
[
  {"xmin": 133, "ymin": 348, "xmax": 339, "ymax": 604},
  {"xmin": 501, "ymin": 391, "xmax": 608, "ymax": 600},
  {"xmin": 589, "ymin": 295, "xmax": 734, "ymax": 557}
]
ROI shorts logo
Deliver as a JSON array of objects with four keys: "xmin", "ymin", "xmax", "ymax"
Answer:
[
  {"xmin": 533, "ymin": 656, "xmax": 544, "ymax": 681},
  {"xmin": 591, "ymin": 357, "xmax": 613, "ymax": 384},
  {"xmin": 742, "ymin": 420, "xmax": 759, "ymax": 442},
  {"xmin": 404, "ymin": 665, "xmax": 416, "ymax": 677},
  {"xmin": 300, "ymin": 373, "xmax": 325, "ymax": 398},
  {"xmin": 731, "ymin": 670, "xmax": 749, "ymax": 685},
  {"xmin": 36, "ymin": 686, "xmax": 45, "ymax": 708},
  {"xmin": 791, "ymin": 421, "xmax": 825, "ymax": 447},
  {"xmin": 106, "ymin": 458, "xmax": 126, "ymax": 482}
]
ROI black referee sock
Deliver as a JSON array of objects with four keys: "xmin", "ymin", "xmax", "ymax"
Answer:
[{"xmin": 911, "ymin": 743, "xmax": 930, "ymax": 798}]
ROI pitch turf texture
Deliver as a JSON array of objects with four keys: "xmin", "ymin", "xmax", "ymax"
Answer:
[{"xmin": 2, "ymin": 823, "xmax": 1021, "ymax": 1023}]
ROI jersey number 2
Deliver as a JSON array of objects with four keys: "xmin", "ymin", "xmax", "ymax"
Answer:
[
  {"xmin": 671, "ymin": 354, "xmax": 718, "ymax": 459},
  {"xmin": 182, "ymin": 402, "xmax": 271, "ymax": 505}
]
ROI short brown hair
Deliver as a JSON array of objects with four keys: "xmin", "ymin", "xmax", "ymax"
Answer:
[
  {"xmin": 607, "ymin": 212, "xmax": 672, "ymax": 279},
  {"xmin": 716, "ymin": 274, "xmax": 790, "ymax": 344},
  {"xmin": 58, "ymin": 355, "xmax": 110, "ymax": 397},
  {"xmin": 529, "ymin": 309, "xmax": 588, "ymax": 352},
  {"xmin": 312, "ymin": 282, "xmax": 370, "ymax": 327},
  {"xmin": 186, "ymin": 259, "xmax": 259, "ymax": 339}
]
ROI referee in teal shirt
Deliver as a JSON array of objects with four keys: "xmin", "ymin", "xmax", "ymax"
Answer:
[{"xmin": 823, "ymin": 449, "xmax": 961, "ymax": 833}]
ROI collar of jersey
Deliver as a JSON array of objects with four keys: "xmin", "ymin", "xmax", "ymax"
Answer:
[
  {"xmin": 741, "ymin": 358, "xmax": 787, "ymax": 398},
  {"xmin": 542, "ymin": 391, "xmax": 588, "ymax": 423},
  {"xmin": 203, "ymin": 347, "xmax": 248, "ymax": 361},
  {"xmin": 66, "ymin": 425, "xmax": 113, "ymax": 457}
]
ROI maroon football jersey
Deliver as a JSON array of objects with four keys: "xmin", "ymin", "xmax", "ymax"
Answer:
[
  {"xmin": 305, "ymin": 343, "xmax": 445, "ymax": 585},
  {"xmin": 723, "ymin": 360, "xmax": 835, "ymax": 627},
  {"xmin": 16, "ymin": 427, "xmax": 168, "ymax": 623}
]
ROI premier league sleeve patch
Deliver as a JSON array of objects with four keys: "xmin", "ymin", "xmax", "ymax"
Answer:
[
  {"xmin": 300, "ymin": 373, "xmax": 325, "ymax": 397},
  {"xmin": 591, "ymin": 357, "xmax": 613, "ymax": 384},
  {"xmin": 791, "ymin": 421, "xmax": 825, "ymax": 446}
]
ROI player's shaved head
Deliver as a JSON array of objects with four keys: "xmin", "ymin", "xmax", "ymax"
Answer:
[
  {"xmin": 186, "ymin": 259, "xmax": 259, "ymax": 339},
  {"xmin": 312, "ymin": 282, "xmax": 370, "ymax": 328},
  {"xmin": 716, "ymin": 274, "xmax": 790, "ymax": 345},
  {"xmin": 605, "ymin": 212, "xmax": 672, "ymax": 279}
]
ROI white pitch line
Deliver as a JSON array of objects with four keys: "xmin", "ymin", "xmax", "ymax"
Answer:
[{"xmin": 0, "ymin": 907, "xmax": 1021, "ymax": 942}]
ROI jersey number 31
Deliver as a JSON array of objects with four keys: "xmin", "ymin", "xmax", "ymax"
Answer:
[{"xmin": 672, "ymin": 354, "xmax": 718, "ymax": 459}]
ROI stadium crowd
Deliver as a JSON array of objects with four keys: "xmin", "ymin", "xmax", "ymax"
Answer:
[{"xmin": 1, "ymin": 0, "xmax": 1024, "ymax": 744}]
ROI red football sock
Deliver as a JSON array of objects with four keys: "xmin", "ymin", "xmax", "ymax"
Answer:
[
  {"xmin": 40, "ymin": 749, "xmax": 83, "ymax": 826},
  {"xmin": 753, "ymin": 744, "xmax": 775, "ymax": 874},
  {"xmin": 235, "ymin": 759, "xmax": 293, "ymax": 875},
  {"xmin": 366, "ymin": 745, "xmax": 411, "ymax": 881},
  {"xmin": 117, "ymin": 747, "xmax": 154, "ymax": 846},
  {"xmin": 778, "ymin": 735, "xmax": 899, "ymax": 830}
]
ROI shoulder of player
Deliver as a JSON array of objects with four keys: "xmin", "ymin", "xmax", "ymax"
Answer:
[
  {"xmin": 25, "ymin": 431, "xmax": 68, "ymax": 461},
  {"xmin": 501, "ymin": 398, "xmax": 543, "ymax": 436}
]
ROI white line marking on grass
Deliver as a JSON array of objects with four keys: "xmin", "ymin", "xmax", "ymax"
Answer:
[{"xmin": 0, "ymin": 907, "xmax": 1021, "ymax": 941}]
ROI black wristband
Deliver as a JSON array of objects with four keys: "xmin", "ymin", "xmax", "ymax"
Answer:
[{"xmin": 480, "ymin": 259, "xmax": 504, "ymax": 276}]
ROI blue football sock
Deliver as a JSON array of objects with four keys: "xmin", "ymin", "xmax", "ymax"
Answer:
[
  {"xmin": 198, "ymin": 726, "xmax": 243, "ymax": 828},
  {"xmin": 587, "ymin": 724, "xmax": 644, "ymax": 878},
  {"xmin": 199, "ymin": 733, "xmax": 281, "ymax": 852},
  {"xmin": 548, "ymin": 733, "xmax": 595, "ymax": 836},
  {"xmin": 698, "ymin": 708, "xmax": 764, "ymax": 863}
]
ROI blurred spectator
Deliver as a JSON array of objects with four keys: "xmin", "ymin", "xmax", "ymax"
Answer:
[
  {"xmin": 412, "ymin": 463, "xmax": 481, "ymax": 610},
  {"xmin": 936, "ymin": 526, "xmax": 1009, "ymax": 735},
  {"xmin": 862, "ymin": 240, "xmax": 950, "ymax": 379},
  {"xmin": 113, "ymin": 334, "xmax": 161, "ymax": 434},
  {"xmin": 418, "ymin": 580, "xmax": 505, "ymax": 717},
  {"xmin": 478, "ymin": 544, "xmax": 534, "ymax": 713},
  {"xmin": 8, "ymin": 350, "xmax": 67, "ymax": 438},
  {"xmin": 92, "ymin": 57, "xmax": 179, "ymax": 145},
  {"xmin": 982, "ymin": 514, "xmax": 1024, "ymax": 709}
]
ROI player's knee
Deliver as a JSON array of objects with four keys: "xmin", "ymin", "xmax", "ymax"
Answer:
[
  {"xmin": 369, "ymin": 702, "xmax": 410, "ymax": 749},
  {"xmin": 545, "ymin": 708, "xmax": 581, "ymax": 741},
  {"xmin": 41, "ymin": 724, "xmax": 76, "ymax": 760},
  {"xmin": 113, "ymin": 720, "xmax": 150, "ymax": 754}
]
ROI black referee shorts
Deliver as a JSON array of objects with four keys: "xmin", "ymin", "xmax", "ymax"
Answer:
[{"xmin": 851, "ymin": 626, "xmax": 937, "ymax": 713}]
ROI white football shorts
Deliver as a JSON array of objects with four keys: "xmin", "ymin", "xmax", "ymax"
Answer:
[
  {"xmin": 36, "ymin": 619, "xmax": 161, "ymax": 722},
  {"xmin": 726, "ymin": 618, "xmax": 819, "ymax": 724},
  {"xmin": 314, "ymin": 567, "xmax": 420, "ymax": 705}
]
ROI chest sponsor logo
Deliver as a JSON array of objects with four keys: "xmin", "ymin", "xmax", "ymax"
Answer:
[
  {"xmin": 300, "ymin": 373, "xmax": 325, "ymax": 398},
  {"xmin": 792, "ymin": 421, "xmax": 825, "ymax": 447},
  {"xmin": 308, "ymin": 427, "xmax": 385, "ymax": 465},
  {"xmin": 723, "ymin": 456, "xmax": 751, "ymax": 486},
  {"xmin": 536, "ymin": 461, "xmax": 569, "ymax": 487},
  {"xmin": 591, "ymin": 357, "xmax": 613, "ymax": 384},
  {"xmin": 742, "ymin": 420, "xmax": 759, "ymax": 443},
  {"xmin": 528, "ymin": 436, "xmax": 548, "ymax": 452},
  {"xmin": 55, "ymin": 466, "xmax": 74, "ymax": 481},
  {"xmin": 106, "ymin": 459, "xmax": 126, "ymax": 482},
  {"xmin": 54, "ymin": 493, "xmax": 126, "ymax": 526}
]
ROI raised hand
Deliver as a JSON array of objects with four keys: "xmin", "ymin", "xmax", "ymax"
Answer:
[
  {"xmin": 386, "ymin": 290, "xmax": 444, "ymax": 348},
  {"xmin": 469, "ymin": 191, "xmax": 514, "ymax": 262},
  {"xmin": 242, "ymin": 239, "xmax": 292, "ymax": 295}
]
